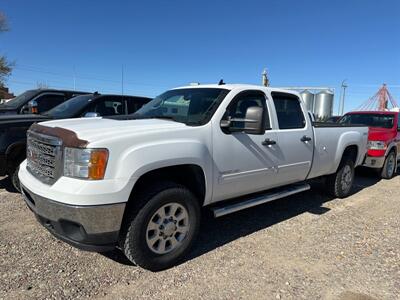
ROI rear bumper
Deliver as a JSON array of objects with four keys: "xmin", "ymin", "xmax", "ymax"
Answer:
[
  {"xmin": 21, "ymin": 184, "xmax": 126, "ymax": 252},
  {"xmin": 363, "ymin": 155, "xmax": 385, "ymax": 169}
]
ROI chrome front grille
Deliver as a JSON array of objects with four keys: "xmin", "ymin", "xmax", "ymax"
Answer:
[{"xmin": 26, "ymin": 131, "xmax": 63, "ymax": 185}]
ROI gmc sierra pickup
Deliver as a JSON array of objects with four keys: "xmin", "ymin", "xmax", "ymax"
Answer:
[{"xmin": 19, "ymin": 84, "xmax": 368, "ymax": 271}]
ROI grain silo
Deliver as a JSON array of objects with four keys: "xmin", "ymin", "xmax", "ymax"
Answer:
[
  {"xmin": 313, "ymin": 90, "xmax": 334, "ymax": 120},
  {"xmin": 299, "ymin": 90, "xmax": 315, "ymax": 112}
]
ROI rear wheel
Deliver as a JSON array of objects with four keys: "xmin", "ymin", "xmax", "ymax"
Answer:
[
  {"xmin": 381, "ymin": 151, "xmax": 396, "ymax": 179},
  {"xmin": 326, "ymin": 159, "xmax": 355, "ymax": 198},
  {"xmin": 120, "ymin": 182, "xmax": 201, "ymax": 271}
]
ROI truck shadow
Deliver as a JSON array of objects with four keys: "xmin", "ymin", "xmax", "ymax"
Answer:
[{"xmin": 103, "ymin": 167, "xmax": 391, "ymax": 268}]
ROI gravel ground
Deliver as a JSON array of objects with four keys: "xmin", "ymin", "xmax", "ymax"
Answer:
[{"xmin": 1, "ymin": 168, "xmax": 399, "ymax": 300}]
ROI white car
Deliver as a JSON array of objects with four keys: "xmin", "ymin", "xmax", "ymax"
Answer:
[{"xmin": 19, "ymin": 84, "xmax": 368, "ymax": 270}]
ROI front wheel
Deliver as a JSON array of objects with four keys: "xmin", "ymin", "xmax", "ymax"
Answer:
[
  {"xmin": 10, "ymin": 165, "xmax": 21, "ymax": 192},
  {"xmin": 380, "ymin": 151, "xmax": 396, "ymax": 179},
  {"xmin": 326, "ymin": 159, "xmax": 355, "ymax": 198},
  {"xmin": 120, "ymin": 183, "xmax": 201, "ymax": 271}
]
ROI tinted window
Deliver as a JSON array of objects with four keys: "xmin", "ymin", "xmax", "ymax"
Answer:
[
  {"xmin": 1, "ymin": 90, "xmax": 38, "ymax": 108},
  {"xmin": 126, "ymin": 97, "xmax": 150, "ymax": 114},
  {"xmin": 339, "ymin": 113, "xmax": 395, "ymax": 129},
  {"xmin": 225, "ymin": 91, "xmax": 269, "ymax": 129},
  {"xmin": 45, "ymin": 95, "xmax": 93, "ymax": 118},
  {"xmin": 83, "ymin": 97, "xmax": 125, "ymax": 116},
  {"xmin": 272, "ymin": 93, "xmax": 305, "ymax": 129},
  {"xmin": 36, "ymin": 94, "xmax": 66, "ymax": 113}
]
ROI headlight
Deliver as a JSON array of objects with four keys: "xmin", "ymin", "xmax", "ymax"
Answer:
[
  {"xmin": 367, "ymin": 141, "xmax": 387, "ymax": 150},
  {"xmin": 64, "ymin": 147, "xmax": 109, "ymax": 180}
]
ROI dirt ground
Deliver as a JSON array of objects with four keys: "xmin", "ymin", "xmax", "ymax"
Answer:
[{"xmin": 1, "ymin": 168, "xmax": 399, "ymax": 300}]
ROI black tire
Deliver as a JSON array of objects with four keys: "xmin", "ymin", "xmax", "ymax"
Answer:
[
  {"xmin": 326, "ymin": 159, "xmax": 355, "ymax": 198},
  {"xmin": 380, "ymin": 151, "xmax": 396, "ymax": 179},
  {"xmin": 119, "ymin": 182, "xmax": 201, "ymax": 271},
  {"xmin": 10, "ymin": 165, "xmax": 21, "ymax": 192}
]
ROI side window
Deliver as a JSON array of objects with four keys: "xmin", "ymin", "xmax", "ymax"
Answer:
[
  {"xmin": 127, "ymin": 97, "xmax": 149, "ymax": 114},
  {"xmin": 35, "ymin": 94, "xmax": 66, "ymax": 113},
  {"xmin": 272, "ymin": 93, "xmax": 306, "ymax": 129},
  {"xmin": 225, "ymin": 91, "xmax": 270, "ymax": 129},
  {"xmin": 83, "ymin": 97, "xmax": 125, "ymax": 116}
]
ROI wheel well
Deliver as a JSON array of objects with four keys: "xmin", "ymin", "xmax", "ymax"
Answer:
[
  {"xmin": 342, "ymin": 145, "xmax": 358, "ymax": 164},
  {"xmin": 128, "ymin": 164, "xmax": 206, "ymax": 206},
  {"xmin": 6, "ymin": 143, "xmax": 26, "ymax": 171}
]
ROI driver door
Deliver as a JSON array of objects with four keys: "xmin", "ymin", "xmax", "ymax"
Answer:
[{"xmin": 212, "ymin": 90, "xmax": 279, "ymax": 202}]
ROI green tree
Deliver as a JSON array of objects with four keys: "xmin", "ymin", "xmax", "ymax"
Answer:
[{"xmin": 0, "ymin": 11, "xmax": 12, "ymax": 88}]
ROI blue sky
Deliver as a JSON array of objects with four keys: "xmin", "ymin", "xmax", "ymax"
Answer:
[{"xmin": 1, "ymin": 0, "xmax": 399, "ymax": 113}]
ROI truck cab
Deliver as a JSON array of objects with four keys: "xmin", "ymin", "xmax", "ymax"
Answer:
[{"xmin": 339, "ymin": 111, "xmax": 400, "ymax": 178}]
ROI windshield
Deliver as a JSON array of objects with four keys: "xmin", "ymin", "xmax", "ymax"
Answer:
[
  {"xmin": 339, "ymin": 113, "xmax": 395, "ymax": 129},
  {"xmin": 45, "ymin": 94, "xmax": 93, "ymax": 118},
  {"xmin": 131, "ymin": 88, "xmax": 229, "ymax": 125},
  {"xmin": 1, "ymin": 90, "xmax": 38, "ymax": 108}
]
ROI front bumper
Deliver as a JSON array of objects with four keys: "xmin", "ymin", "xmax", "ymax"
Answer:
[
  {"xmin": 21, "ymin": 184, "xmax": 126, "ymax": 252},
  {"xmin": 363, "ymin": 155, "xmax": 385, "ymax": 169}
]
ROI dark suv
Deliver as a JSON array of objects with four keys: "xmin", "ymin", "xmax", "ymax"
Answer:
[
  {"xmin": 0, "ymin": 89, "xmax": 88, "ymax": 115},
  {"xmin": 0, "ymin": 93, "xmax": 151, "ymax": 191}
]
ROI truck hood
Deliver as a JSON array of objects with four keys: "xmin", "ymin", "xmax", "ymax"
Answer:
[
  {"xmin": 38, "ymin": 117, "xmax": 188, "ymax": 144},
  {"xmin": 0, "ymin": 114, "xmax": 51, "ymax": 129},
  {"xmin": 368, "ymin": 127, "xmax": 395, "ymax": 141}
]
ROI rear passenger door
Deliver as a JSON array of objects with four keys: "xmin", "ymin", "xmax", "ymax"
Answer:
[{"xmin": 271, "ymin": 92, "xmax": 314, "ymax": 185}]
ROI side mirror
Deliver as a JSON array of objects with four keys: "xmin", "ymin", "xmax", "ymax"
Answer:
[
  {"xmin": 28, "ymin": 100, "xmax": 38, "ymax": 114},
  {"xmin": 84, "ymin": 112, "xmax": 100, "ymax": 118},
  {"xmin": 220, "ymin": 106, "xmax": 265, "ymax": 135}
]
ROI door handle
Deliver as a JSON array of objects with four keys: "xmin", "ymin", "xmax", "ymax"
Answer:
[
  {"xmin": 301, "ymin": 135, "xmax": 312, "ymax": 142},
  {"xmin": 262, "ymin": 138, "xmax": 277, "ymax": 146}
]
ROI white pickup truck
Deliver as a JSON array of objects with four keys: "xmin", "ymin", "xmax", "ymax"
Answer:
[{"xmin": 19, "ymin": 84, "xmax": 368, "ymax": 270}]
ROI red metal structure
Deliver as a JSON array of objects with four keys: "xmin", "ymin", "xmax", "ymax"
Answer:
[{"xmin": 356, "ymin": 84, "xmax": 398, "ymax": 111}]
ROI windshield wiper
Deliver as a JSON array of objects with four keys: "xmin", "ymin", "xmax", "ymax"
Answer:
[{"xmin": 150, "ymin": 115, "xmax": 177, "ymax": 122}]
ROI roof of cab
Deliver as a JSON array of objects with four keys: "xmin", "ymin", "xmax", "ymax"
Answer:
[{"xmin": 173, "ymin": 83, "xmax": 300, "ymax": 95}]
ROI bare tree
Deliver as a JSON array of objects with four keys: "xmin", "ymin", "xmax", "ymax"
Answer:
[{"xmin": 0, "ymin": 11, "xmax": 12, "ymax": 88}]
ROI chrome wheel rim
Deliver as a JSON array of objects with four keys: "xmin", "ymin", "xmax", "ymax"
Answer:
[
  {"xmin": 146, "ymin": 203, "xmax": 189, "ymax": 255},
  {"xmin": 387, "ymin": 154, "xmax": 395, "ymax": 177},
  {"xmin": 341, "ymin": 165, "xmax": 353, "ymax": 193}
]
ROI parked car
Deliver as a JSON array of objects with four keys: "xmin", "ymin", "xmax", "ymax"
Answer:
[
  {"xmin": 0, "ymin": 89, "xmax": 88, "ymax": 115},
  {"xmin": 339, "ymin": 111, "xmax": 400, "ymax": 178},
  {"xmin": 0, "ymin": 93, "xmax": 151, "ymax": 191},
  {"xmin": 19, "ymin": 84, "xmax": 368, "ymax": 271}
]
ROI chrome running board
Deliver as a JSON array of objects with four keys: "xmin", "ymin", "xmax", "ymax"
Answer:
[{"xmin": 212, "ymin": 183, "xmax": 310, "ymax": 218}]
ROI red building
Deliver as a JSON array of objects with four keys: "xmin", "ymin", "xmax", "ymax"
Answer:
[{"xmin": 0, "ymin": 86, "xmax": 14, "ymax": 99}]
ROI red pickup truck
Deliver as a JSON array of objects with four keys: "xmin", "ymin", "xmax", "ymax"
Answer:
[{"xmin": 339, "ymin": 111, "xmax": 400, "ymax": 178}]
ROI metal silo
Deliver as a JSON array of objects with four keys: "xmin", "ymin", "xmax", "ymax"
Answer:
[
  {"xmin": 313, "ymin": 90, "xmax": 334, "ymax": 121},
  {"xmin": 300, "ymin": 90, "xmax": 314, "ymax": 112}
]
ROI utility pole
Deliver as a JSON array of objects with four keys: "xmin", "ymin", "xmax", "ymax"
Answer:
[
  {"xmin": 73, "ymin": 66, "xmax": 76, "ymax": 90},
  {"xmin": 339, "ymin": 79, "xmax": 347, "ymax": 115}
]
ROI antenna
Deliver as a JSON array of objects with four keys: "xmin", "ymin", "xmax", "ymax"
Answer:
[{"xmin": 218, "ymin": 79, "xmax": 225, "ymax": 85}]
